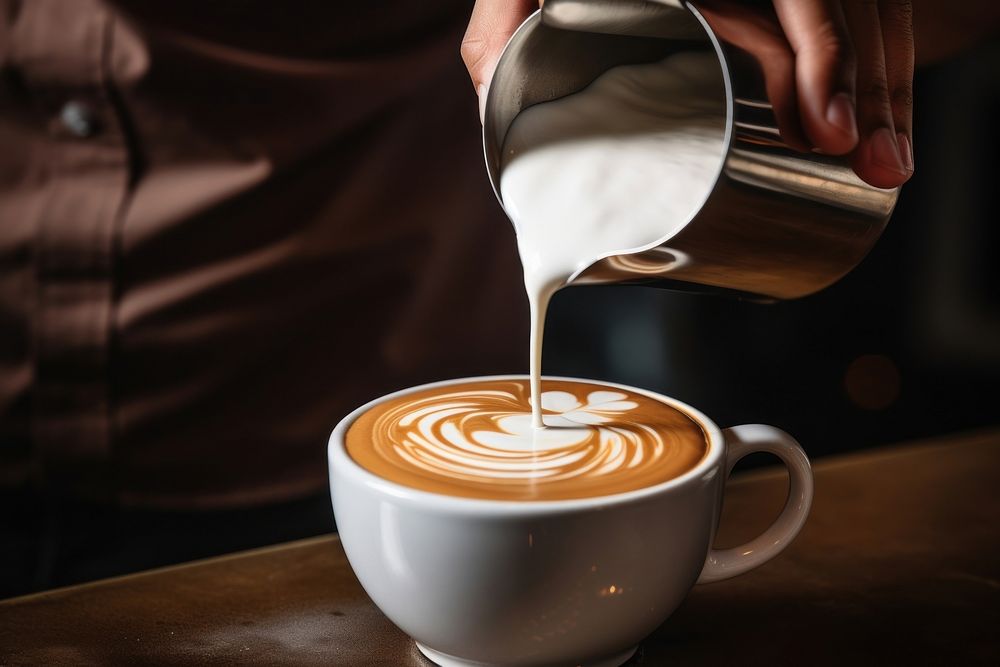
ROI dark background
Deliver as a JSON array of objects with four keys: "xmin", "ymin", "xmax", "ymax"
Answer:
[
  {"xmin": 545, "ymin": 38, "xmax": 1000, "ymax": 460},
  {"xmin": 2, "ymin": 4, "xmax": 997, "ymax": 599}
]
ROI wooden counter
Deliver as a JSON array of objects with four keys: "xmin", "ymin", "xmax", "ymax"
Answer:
[{"xmin": 2, "ymin": 430, "xmax": 998, "ymax": 665}]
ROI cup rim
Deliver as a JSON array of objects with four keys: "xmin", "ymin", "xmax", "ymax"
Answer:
[{"xmin": 328, "ymin": 375, "xmax": 725, "ymax": 515}]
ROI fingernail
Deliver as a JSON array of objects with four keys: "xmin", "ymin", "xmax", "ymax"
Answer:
[
  {"xmin": 870, "ymin": 127, "xmax": 906, "ymax": 175},
  {"xmin": 478, "ymin": 84, "xmax": 487, "ymax": 125},
  {"xmin": 896, "ymin": 132, "xmax": 914, "ymax": 172},
  {"xmin": 826, "ymin": 92, "xmax": 859, "ymax": 143}
]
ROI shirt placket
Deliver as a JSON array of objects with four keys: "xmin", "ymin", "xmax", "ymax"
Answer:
[{"xmin": 11, "ymin": 0, "xmax": 131, "ymax": 498}]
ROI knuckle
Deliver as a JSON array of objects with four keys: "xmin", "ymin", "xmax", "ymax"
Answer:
[
  {"xmin": 813, "ymin": 20, "xmax": 844, "ymax": 55},
  {"xmin": 806, "ymin": 20, "xmax": 855, "ymax": 69},
  {"xmin": 859, "ymin": 77, "xmax": 890, "ymax": 102},
  {"xmin": 760, "ymin": 39, "xmax": 793, "ymax": 65},
  {"xmin": 460, "ymin": 35, "xmax": 490, "ymax": 74},
  {"xmin": 882, "ymin": 0, "xmax": 914, "ymax": 28},
  {"xmin": 883, "ymin": 14, "xmax": 914, "ymax": 40},
  {"xmin": 890, "ymin": 84, "xmax": 914, "ymax": 110}
]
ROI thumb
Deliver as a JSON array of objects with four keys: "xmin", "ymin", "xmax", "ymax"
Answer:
[{"xmin": 462, "ymin": 0, "xmax": 538, "ymax": 115}]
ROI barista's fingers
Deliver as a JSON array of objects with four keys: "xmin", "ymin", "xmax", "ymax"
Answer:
[
  {"xmin": 879, "ymin": 0, "xmax": 915, "ymax": 174},
  {"xmin": 697, "ymin": 1, "xmax": 809, "ymax": 152},
  {"xmin": 773, "ymin": 0, "xmax": 859, "ymax": 155},
  {"xmin": 462, "ymin": 0, "xmax": 537, "ymax": 105},
  {"xmin": 843, "ymin": 0, "xmax": 910, "ymax": 188}
]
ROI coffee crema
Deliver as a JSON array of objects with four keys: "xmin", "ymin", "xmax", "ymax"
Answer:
[{"xmin": 346, "ymin": 379, "xmax": 708, "ymax": 501}]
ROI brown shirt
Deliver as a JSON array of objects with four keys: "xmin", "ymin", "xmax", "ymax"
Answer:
[{"xmin": 0, "ymin": 0, "xmax": 527, "ymax": 509}]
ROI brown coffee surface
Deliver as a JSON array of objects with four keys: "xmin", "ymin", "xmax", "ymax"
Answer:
[{"xmin": 346, "ymin": 379, "xmax": 708, "ymax": 501}]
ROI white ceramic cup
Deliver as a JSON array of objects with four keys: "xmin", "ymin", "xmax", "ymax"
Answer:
[{"xmin": 329, "ymin": 375, "xmax": 813, "ymax": 667}]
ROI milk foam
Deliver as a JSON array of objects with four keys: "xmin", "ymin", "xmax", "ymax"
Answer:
[
  {"xmin": 499, "ymin": 52, "xmax": 728, "ymax": 427},
  {"xmin": 346, "ymin": 379, "xmax": 707, "ymax": 501}
]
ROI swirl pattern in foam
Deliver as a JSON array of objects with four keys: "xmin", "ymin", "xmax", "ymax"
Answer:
[{"xmin": 346, "ymin": 379, "xmax": 708, "ymax": 501}]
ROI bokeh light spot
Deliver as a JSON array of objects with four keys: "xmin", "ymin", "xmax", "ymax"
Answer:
[{"xmin": 844, "ymin": 354, "xmax": 901, "ymax": 411}]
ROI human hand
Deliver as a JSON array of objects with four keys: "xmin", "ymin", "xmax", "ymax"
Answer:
[{"xmin": 462, "ymin": 0, "xmax": 915, "ymax": 189}]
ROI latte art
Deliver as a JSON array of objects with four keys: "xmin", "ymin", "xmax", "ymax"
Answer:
[{"xmin": 347, "ymin": 379, "xmax": 708, "ymax": 500}]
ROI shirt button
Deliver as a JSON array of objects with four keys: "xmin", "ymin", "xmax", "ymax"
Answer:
[{"xmin": 60, "ymin": 100, "xmax": 101, "ymax": 138}]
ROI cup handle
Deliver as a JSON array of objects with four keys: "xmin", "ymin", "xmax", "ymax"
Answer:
[{"xmin": 697, "ymin": 424, "xmax": 814, "ymax": 584}]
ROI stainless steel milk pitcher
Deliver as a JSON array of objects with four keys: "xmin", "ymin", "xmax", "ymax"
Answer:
[{"xmin": 482, "ymin": 0, "xmax": 899, "ymax": 300}]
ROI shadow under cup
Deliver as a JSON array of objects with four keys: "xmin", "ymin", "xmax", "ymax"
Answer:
[{"xmin": 328, "ymin": 375, "xmax": 812, "ymax": 667}]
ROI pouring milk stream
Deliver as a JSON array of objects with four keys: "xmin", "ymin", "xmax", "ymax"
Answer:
[{"xmin": 498, "ymin": 52, "xmax": 727, "ymax": 428}]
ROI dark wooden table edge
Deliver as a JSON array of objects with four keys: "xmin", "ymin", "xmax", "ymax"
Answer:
[
  {"xmin": 0, "ymin": 535, "xmax": 340, "ymax": 607},
  {"xmin": 3, "ymin": 425, "xmax": 996, "ymax": 607}
]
